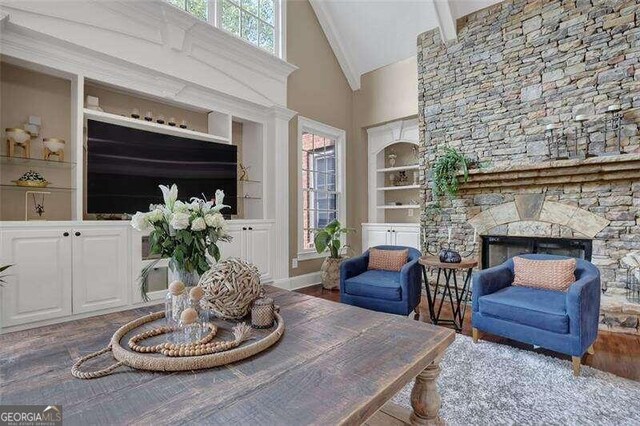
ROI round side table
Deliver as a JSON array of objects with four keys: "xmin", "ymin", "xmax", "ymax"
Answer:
[{"xmin": 419, "ymin": 256, "xmax": 478, "ymax": 332}]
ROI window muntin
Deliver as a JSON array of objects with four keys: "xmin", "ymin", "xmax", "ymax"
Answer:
[
  {"xmin": 298, "ymin": 119, "xmax": 344, "ymax": 253},
  {"xmin": 165, "ymin": 0, "xmax": 278, "ymax": 55}
]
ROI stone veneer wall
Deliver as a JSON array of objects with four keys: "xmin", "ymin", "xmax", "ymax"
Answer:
[{"xmin": 417, "ymin": 0, "xmax": 640, "ymax": 333}]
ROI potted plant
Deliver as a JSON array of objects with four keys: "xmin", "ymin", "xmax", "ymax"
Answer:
[
  {"xmin": 431, "ymin": 147, "xmax": 472, "ymax": 207},
  {"xmin": 314, "ymin": 220, "xmax": 354, "ymax": 290},
  {"xmin": 0, "ymin": 264, "xmax": 12, "ymax": 331},
  {"xmin": 131, "ymin": 184, "xmax": 232, "ymax": 300}
]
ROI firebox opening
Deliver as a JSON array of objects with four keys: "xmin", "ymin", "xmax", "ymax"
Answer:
[{"xmin": 481, "ymin": 235, "xmax": 593, "ymax": 270}]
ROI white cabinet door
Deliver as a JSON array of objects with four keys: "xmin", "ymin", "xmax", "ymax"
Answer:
[
  {"xmin": 362, "ymin": 225, "xmax": 390, "ymax": 250},
  {"xmin": 245, "ymin": 223, "xmax": 273, "ymax": 281},
  {"xmin": 393, "ymin": 226, "xmax": 421, "ymax": 250},
  {"xmin": 1, "ymin": 228, "xmax": 72, "ymax": 326},
  {"xmin": 219, "ymin": 224, "xmax": 244, "ymax": 260},
  {"xmin": 72, "ymin": 227, "xmax": 129, "ymax": 314}
]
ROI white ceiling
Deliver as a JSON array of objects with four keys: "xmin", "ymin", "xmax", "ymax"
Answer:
[{"xmin": 309, "ymin": 0, "xmax": 502, "ymax": 90}]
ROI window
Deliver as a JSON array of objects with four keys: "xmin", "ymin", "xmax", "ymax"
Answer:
[
  {"xmin": 298, "ymin": 117, "xmax": 346, "ymax": 260},
  {"xmin": 165, "ymin": 0, "xmax": 280, "ymax": 56}
]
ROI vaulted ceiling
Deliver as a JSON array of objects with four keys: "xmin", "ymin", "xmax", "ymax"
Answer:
[{"xmin": 309, "ymin": 0, "xmax": 502, "ymax": 90}]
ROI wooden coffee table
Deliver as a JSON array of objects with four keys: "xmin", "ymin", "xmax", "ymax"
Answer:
[{"xmin": 0, "ymin": 286, "xmax": 454, "ymax": 425}]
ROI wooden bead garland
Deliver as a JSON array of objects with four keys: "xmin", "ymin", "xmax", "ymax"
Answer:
[{"xmin": 127, "ymin": 322, "xmax": 253, "ymax": 358}]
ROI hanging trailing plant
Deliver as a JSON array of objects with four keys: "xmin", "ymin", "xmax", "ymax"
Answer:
[{"xmin": 431, "ymin": 147, "xmax": 472, "ymax": 206}]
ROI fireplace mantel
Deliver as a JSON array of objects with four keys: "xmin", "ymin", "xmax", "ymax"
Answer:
[{"xmin": 458, "ymin": 154, "xmax": 640, "ymax": 190}]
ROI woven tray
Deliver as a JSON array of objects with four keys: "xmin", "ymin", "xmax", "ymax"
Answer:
[{"xmin": 71, "ymin": 311, "xmax": 285, "ymax": 378}]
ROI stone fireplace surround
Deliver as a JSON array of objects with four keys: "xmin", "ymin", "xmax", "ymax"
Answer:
[
  {"xmin": 421, "ymin": 155, "xmax": 640, "ymax": 335},
  {"xmin": 417, "ymin": 0, "xmax": 640, "ymax": 335}
]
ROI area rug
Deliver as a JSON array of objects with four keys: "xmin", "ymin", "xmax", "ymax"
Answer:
[{"xmin": 392, "ymin": 334, "xmax": 640, "ymax": 425}]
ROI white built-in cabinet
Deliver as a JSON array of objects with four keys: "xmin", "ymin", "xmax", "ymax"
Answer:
[
  {"xmin": 72, "ymin": 227, "xmax": 129, "ymax": 314},
  {"xmin": 362, "ymin": 223, "xmax": 420, "ymax": 252},
  {"xmin": 1, "ymin": 225, "xmax": 128, "ymax": 327},
  {"xmin": 220, "ymin": 222, "xmax": 273, "ymax": 281}
]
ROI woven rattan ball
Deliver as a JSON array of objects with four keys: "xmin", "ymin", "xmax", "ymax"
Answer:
[{"xmin": 199, "ymin": 258, "xmax": 262, "ymax": 319}]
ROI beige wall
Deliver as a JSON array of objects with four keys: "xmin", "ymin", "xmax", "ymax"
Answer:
[
  {"xmin": 286, "ymin": 2, "xmax": 419, "ymax": 278},
  {"xmin": 286, "ymin": 0, "xmax": 355, "ymax": 277},
  {"xmin": 354, "ymin": 56, "xmax": 418, "ymax": 129},
  {"xmin": 1, "ymin": 62, "xmax": 72, "ymax": 221}
]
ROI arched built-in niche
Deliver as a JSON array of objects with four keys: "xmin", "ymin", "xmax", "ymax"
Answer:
[{"xmin": 366, "ymin": 118, "xmax": 420, "ymax": 223}]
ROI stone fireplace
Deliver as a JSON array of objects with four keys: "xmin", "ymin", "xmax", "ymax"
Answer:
[{"xmin": 416, "ymin": 0, "xmax": 640, "ymax": 335}]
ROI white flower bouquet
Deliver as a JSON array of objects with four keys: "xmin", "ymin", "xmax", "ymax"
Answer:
[{"xmin": 131, "ymin": 184, "xmax": 232, "ymax": 299}]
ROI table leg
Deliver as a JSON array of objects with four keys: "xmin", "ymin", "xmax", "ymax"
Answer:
[{"xmin": 409, "ymin": 354, "xmax": 444, "ymax": 426}]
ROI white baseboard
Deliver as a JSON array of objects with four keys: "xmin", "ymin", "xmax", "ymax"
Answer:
[{"xmin": 273, "ymin": 271, "xmax": 322, "ymax": 291}]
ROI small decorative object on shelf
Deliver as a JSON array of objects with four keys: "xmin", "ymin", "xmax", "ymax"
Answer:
[
  {"xmin": 179, "ymin": 120, "xmax": 188, "ymax": 129},
  {"xmin": 315, "ymin": 219, "xmax": 355, "ymax": 290},
  {"xmin": 5, "ymin": 128, "xmax": 31, "ymax": 158},
  {"xmin": 545, "ymin": 123, "xmax": 568, "ymax": 160},
  {"xmin": 413, "ymin": 171, "xmax": 419, "ymax": 185},
  {"xmin": 168, "ymin": 117, "xmax": 176, "ymax": 127},
  {"xmin": 251, "ymin": 297, "xmax": 275, "ymax": 329},
  {"xmin": 394, "ymin": 171, "xmax": 408, "ymax": 186},
  {"xmin": 238, "ymin": 162, "xmax": 250, "ymax": 181},
  {"xmin": 85, "ymin": 95, "xmax": 103, "ymax": 111},
  {"xmin": 13, "ymin": 170, "xmax": 49, "ymax": 187},
  {"xmin": 199, "ymin": 258, "xmax": 262, "ymax": 319},
  {"xmin": 604, "ymin": 104, "xmax": 624, "ymax": 155},
  {"xmin": 131, "ymin": 108, "xmax": 140, "ymax": 119},
  {"xmin": 25, "ymin": 190, "xmax": 50, "ymax": 221},
  {"xmin": 156, "ymin": 115, "xmax": 165, "ymax": 125},
  {"xmin": 387, "ymin": 149, "xmax": 397, "ymax": 167},
  {"xmin": 144, "ymin": 111, "xmax": 153, "ymax": 122},
  {"xmin": 43, "ymin": 138, "xmax": 65, "ymax": 161},
  {"xmin": 131, "ymin": 184, "xmax": 232, "ymax": 301},
  {"xmin": 24, "ymin": 116, "xmax": 41, "ymax": 137},
  {"xmin": 574, "ymin": 114, "xmax": 593, "ymax": 158}
]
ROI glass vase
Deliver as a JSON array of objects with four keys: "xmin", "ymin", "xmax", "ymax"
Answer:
[{"xmin": 169, "ymin": 263, "xmax": 200, "ymax": 287}]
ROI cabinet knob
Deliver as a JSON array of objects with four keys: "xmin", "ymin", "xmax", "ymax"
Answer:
[
  {"xmin": 75, "ymin": 232, "xmax": 81, "ymax": 236},
  {"xmin": 63, "ymin": 232, "xmax": 69, "ymax": 237},
  {"xmin": 242, "ymin": 227, "xmax": 247, "ymax": 231},
  {"xmin": 249, "ymin": 227, "xmax": 253, "ymax": 231}
]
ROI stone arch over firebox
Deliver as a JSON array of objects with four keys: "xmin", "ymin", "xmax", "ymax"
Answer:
[{"xmin": 468, "ymin": 194, "xmax": 610, "ymax": 239}]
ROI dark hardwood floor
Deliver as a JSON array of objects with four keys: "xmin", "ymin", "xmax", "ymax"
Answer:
[{"xmin": 296, "ymin": 285, "xmax": 640, "ymax": 381}]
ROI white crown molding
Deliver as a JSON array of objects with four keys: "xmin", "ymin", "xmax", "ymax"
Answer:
[
  {"xmin": 432, "ymin": 0, "xmax": 457, "ymax": 43},
  {"xmin": 0, "ymin": 1, "xmax": 297, "ymax": 106},
  {"xmin": 308, "ymin": 0, "xmax": 360, "ymax": 91}
]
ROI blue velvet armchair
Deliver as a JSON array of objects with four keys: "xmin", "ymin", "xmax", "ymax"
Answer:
[
  {"xmin": 340, "ymin": 245, "xmax": 422, "ymax": 316},
  {"xmin": 472, "ymin": 254, "xmax": 601, "ymax": 376}
]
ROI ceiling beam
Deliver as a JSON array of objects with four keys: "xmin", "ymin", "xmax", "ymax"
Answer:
[
  {"xmin": 309, "ymin": 0, "xmax": 361, "ymax": 91},
  {"xmin": 432, "ymin": 0, "xmax": 457, "ymax": 42}
]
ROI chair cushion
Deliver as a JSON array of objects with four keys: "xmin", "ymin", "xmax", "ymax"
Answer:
[
  {"xmin": 513, "ymin": 256, "xmax": 576, "ymax": 292},
  {"xmin": 478, "ymin": 286, "xmax": 569, "ymax": 334},
  {"xmin": 368, "ymin": 248, "xmax": 408, "ymax": 272},
  {"xmin": 344, "ymin": 270, "xmax": 402, "ymax": 301}
]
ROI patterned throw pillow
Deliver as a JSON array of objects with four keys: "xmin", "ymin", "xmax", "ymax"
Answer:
[
  {"xmin": 368, "ymin": 248, "xmax": 409, "ymax": 272},
  {"xmin": 512, "ymin": 257, "xmax": 577, "ymax": 292}
]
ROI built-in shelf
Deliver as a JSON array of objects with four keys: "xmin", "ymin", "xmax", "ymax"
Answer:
[
  {"xmin": 376, "ymin": 204, "xmax": 420, "ymax": 210},
  {"xmin": 0, "ymin": 184, "xmax": 75, "ymax": 192},
  {"xmin": 377, "ymin": 184, "xmax": 420, "ymax": 191},
  {"xmin": 238, "ymin": 179, "xmax": 262, "ymax": 184},
  {"xmin": 83, "ymin": 108, "xmax": 230, "ymax": 144},
  {"xmin": 236, "ymin": 195, "xmax": 262, "ymax": 200},
  {"xmin": 377, "ymin": 164, "xmax": 420, "ymax": 173},
  {"xmin": 0, "ymin": 155, "xmax": 76, "ymax": 169}
]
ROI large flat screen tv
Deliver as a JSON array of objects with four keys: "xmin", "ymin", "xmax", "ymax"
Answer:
[{"xmin": 87, "ymin": 120, "xmax": 237, "ymax": 215}]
